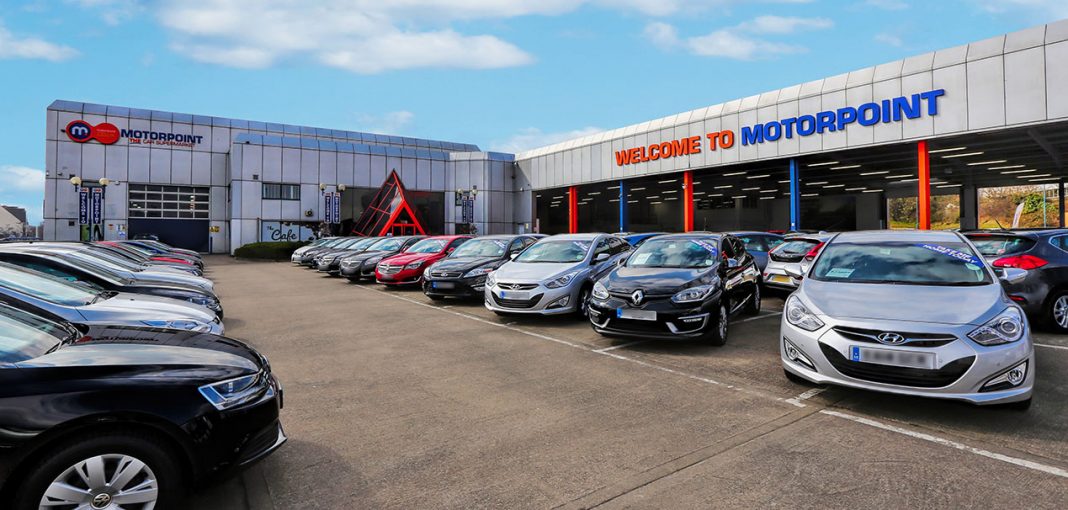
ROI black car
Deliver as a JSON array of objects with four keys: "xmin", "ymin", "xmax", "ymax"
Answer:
[
  {"xmin": 0, "ymin": 301, "xmax": 284, "ymax": 509},
  {"xmin": 965, "ymin": 229, "xmax": 1068, "ymax": 332},
  {"xmin": 340, "ymin": 236, "xmax": 426, "ymax": 281},
  {"xmin": 0, "ymin": 247, "xmax": 224, "ymax": 317},
  {"xmin": 315, "ymin": 237, "xmax": 382, "ymax": 274},
  {"xmin": 422, "ymin": 234, "xmax": 543, "ymax": 299},
  {"xmin": 588, "ymin": 233, "xmax": 761, "ymax": 345},
  {"xmin": 299, "ymin": 237, "xmax": 359, "ymax": 268}
]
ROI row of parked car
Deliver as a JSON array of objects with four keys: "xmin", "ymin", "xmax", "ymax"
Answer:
[
  {"xmin": 0, "ymin": 239, "xmax": 284, "ymax": 509},
  {"xmin": 296, "ymin": 227, "xmax": 1057, "ymax": 409}
]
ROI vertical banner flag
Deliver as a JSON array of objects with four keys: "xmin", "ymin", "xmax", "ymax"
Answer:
[
  {"xmin": 324, "ymin": 193, "xmax": 334, "ymax": 224},
  {"xmin": 78, "ymin": 188, "xmax": 90, "ymax": 225},
  {"xmin": 462, "ymin": 197, "xmax": 474, "ymax": 223},
  {"xmin": 332, "ymin": 192, "xmax": 341, "ymax": 224},
  {"xmin": 90, "ymin": 188, "xmax": 104, "ymax": 224}
]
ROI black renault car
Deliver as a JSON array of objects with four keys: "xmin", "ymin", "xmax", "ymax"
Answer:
[
  {"xmin": 340, "ymin": 236, "xmax": 426, "ymax": 281},
  {"xmin": 0, "ymin": 301, "xmax": 284, "ymax": 509},
  {"xmin": 965, "ymin": 229, "xmax": 1068, "ymax": 332},
  {"xmin": 588, "ymin": 233, "xmax": 761, "ymax": 345},
  {"xmin": 422, "ymin": 234, "xmax": 543, "ymax": 299},
  {"xmin": 0, "ymin": 247, "xmax": 224, "ymax": 317}
]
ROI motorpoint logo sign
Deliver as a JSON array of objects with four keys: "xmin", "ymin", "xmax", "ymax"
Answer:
[{"xmin": 65, "ymin": 120, "xmax": 120, "ymax": 145}]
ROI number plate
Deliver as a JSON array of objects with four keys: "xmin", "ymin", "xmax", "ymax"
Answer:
[
  {"xmin": 432, "ymin": 281, "xmax": 455, "ymax": 289},
  {"xmin": 769, "ymin": 274, "xmax": 793, "ymax": 284},
  {"xmin": 500, "ymin": 291, "xmax": 529, "ymax": 300},
  {"xmin": 849, "ymin": 346, "xmax": 936, "ymax": 369},
  {"xmin": 617, "ymin": 308, "xmax": 656, "ymax": 321}
]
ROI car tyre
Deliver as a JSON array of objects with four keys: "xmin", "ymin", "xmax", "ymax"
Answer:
[
  {"xmin": 743, "ymin": 281, "xmax": 761, "ymax": 316},
  {"xmin": 14, "ymin": 430, "xmax": 183, "ymax": 510},
  {"xmin": 576, "ymin": 286, "xmax": 592, "ymax": 318},
  {"xmin": 707, "ymin": 301, "xmax": 729, "ymax": 346},
  {"xmin": 1045, "ymin": 291, "xmax": 1068, "ymax": 333}
]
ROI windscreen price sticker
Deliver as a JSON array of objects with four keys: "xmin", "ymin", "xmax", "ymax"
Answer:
[
  {"xmin": 690, "ymin": 240, "xmax": 719, "ymax": 257},
  {"xmin": 916, "ymin": 243, "xmax": 981, "ymax": 265}
]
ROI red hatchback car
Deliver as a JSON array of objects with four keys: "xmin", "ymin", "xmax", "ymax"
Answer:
[{"xmin": 376, "ymin": 235, "xmax": 471, "ymax": 285}]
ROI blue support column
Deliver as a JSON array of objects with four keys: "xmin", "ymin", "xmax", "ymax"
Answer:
[
  {"xmin": 789, "ymin": 159, "xmax": 800, "ymax": 231},
  {"xmin": 618, "ymin": 180, "xmax": 628, "ymax": 233}
]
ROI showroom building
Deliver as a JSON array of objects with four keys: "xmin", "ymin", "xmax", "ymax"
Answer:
[{"xmin": 43, "ymin": 19, "xmax": 1068, "ymax": 251}]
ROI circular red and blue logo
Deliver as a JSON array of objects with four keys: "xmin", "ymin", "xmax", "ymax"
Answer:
[{"xmin": 65, "ymin": 120, "xmax": 120, "ymax": 145}]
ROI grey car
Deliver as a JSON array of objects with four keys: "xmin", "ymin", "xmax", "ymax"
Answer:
[
  {"xmin": 9, "ymin": 243, "xmax": 216, "ymax": 293},
  {"xmin": 780, "ymin": 230, "xmax": 1033, "ymax": 408},
  {"xmin": 0, "ymin": 262, "xmax": 223, "ymax": 335},
  {"xmin": 762, "ymin": 233, "xmax": 833, "ymax": 292},
  {"xmin": 485, "ymin": 233, "xmax": 631, "ymax": 316}
]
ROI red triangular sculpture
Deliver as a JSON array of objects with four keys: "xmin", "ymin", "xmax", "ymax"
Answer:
[{"xmin": 350, "ymin": 170, "xmax": 427, "ymax": 236}]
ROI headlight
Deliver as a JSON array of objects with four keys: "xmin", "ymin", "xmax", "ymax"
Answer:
[
  {"xmin": 464, "ymin": 266, "xmax": 495, "ymax": 278},
  {"xmin": 592, "ymin": 281, "xmax": 610, "ymax": 300},
  {"xmin": 785, "ymin": 295, "xmax": 825, "ymax": 331},
  {"xmin": 405, "ymin": 261, "xmax": 424, "ymax": 270},
  {"xmin": 141, "ymin": 319, "xmax": 213, "ymax": 333},
  {"xmin": 671, "ymin": 285, "xmax": 713, "ymax": 304},
  {"xmin": 486, "ymin": 272, "xmax": 497, "ymax": 287},
  {"xmin": 545, "ymin": 271, "xmax": 579, "ymax": 289},
  {"xmin": 968, "ymin": 307, "xmax": 1025, "ymax": 346},
  {"xmin": 198, "ymin": 372, "xmax": 270, "ymax": 411}
]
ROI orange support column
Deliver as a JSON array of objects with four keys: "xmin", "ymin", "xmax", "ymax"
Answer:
[
  {"xmin": 683, "ymin": 170, "xmax": 694, "ymax": 232},
  {"xmin": 568, "ymin": 186, "xmax": 579, "ymax": 233},
  {"xmin": 918, "ymin": 140, "xmax": 931, "ymax": 230}
]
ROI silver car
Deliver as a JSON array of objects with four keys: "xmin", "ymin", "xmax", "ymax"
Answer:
[
  {"xmin": 780, "ymin": 230, "xmax": 1033, "ymax": 408},
  {"xmin": 10, "ymin": 243, "xmax": 216, "ymax": 293},
  {"xmin": 0, "ymin": 262, "xmax": 223, "ymax": 335},
  {"xmin": 762, "ymin": 233, "xmax": 832, "ymax": 292},
  {"xmin": 485, "ymin": 233, "xmax": 631, "ymax": 316}
]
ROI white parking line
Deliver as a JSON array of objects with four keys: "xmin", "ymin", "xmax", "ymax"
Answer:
[
  {"xmin": 736, "ymin": 311, "xmax": 782, "ymax": 323},
  {"xmin": 1035, "ymin": 343, "xmax": 1068, "ymax": 351},
  {"xmin": 821, "ymin": 410, "xmax": 1068, "ymax": 479},
  {"xmin": 594, "ymin": 340, "xmax": 649, "ymax": 353},
  {"xmin": 785, "ymin": 387, "xmax": 827, "ymax": 406}
]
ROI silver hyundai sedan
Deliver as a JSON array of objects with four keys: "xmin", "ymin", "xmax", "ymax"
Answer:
[
  {"xmin": 485, "ymin": 233, "xmax": 630, "ymax": 316},
  {"xmin": 780, "ymin": 230, "xmax": 1033, "ymax": 408}
]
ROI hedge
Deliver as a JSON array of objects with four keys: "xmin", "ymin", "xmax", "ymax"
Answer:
[{"xmin": 234, "ymin": 241, "xmax": 308, "ymax": 260}]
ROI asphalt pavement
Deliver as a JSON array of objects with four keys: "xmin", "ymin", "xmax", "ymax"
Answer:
[{"xmin": 187, "ymin": 256, "xmax": 1068, "ymax": 509}]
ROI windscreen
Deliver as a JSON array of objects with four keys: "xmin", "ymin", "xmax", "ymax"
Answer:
[
  {"xmin": 770, "ymin": 238, "xmax": 820, "ymax": 262},
  {"xmin": 628, "ymin": 239, "xmax": 719, "ymax": 268},
  {"xmin": 966, "ymin": 235, "xmax": 1037, "ymax": 257},
  {"xmin": 369, "ymin": 238, "xmax": 405, "ymax": 251},
  {"xmin": 810, "ymin": 241, "xmax": 992, "ymax": 286},
  {"xmin": 0, "ymin": 303, "xmax": 70, "ymax": 363},
  {"xmin": 514, "ymin": 240, "xmax": 591, "ymax": 263},
  {"xmin": 349, "ymin": 238, "xmax": 378, "ymax": 250},
  {"xmin": 451, "ymin": 239, "xmax": 507, "ymax": 258},
  {"xmin": 0, "ymin": 263, "xmax": 99, "ymax": 305},
  {"xmin": 407, "ymin": 239, "xmax": 449, "ymax": 254}
]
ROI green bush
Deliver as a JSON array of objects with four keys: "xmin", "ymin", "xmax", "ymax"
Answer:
[{"xmin": 234, "ymin": 241, "xmax": 308, "ymax": 260}]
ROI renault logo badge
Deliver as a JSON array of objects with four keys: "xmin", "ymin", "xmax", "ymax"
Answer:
[
  {"xmin": 631, "ymin": 290, "xmax": 644, "ymax": 306},
  {"xmin": 876, "ymin": 332, "xmax": 906, "ymax": 345}
]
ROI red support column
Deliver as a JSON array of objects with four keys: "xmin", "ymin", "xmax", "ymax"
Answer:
[
  {"xmin": 917, "ymin": 140, "xmax": 931, "ymax": 230},
  {"xmin": 683, "ymin": 170, "xmax": 694, "ymax": 232},
  {"xmin": 568, "ymin": 186, "xmax": 579, "ymax": 233}
]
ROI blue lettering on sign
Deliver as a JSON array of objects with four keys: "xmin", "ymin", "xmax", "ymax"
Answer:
[
  {"xmin": 690, "ymin": 240, "xmax": 719, "ymax": 257},
  {"xmin": 739, "ymin": 89, "xmax": 945, "ymax": 146},
  {"xmin": 915, "ymin": 243, "xmax": 982, "ymax": 265}
]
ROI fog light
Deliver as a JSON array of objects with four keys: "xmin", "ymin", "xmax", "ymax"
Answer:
[
  {"xmin": 680, "ymin": 316, "xmax": 703, "ymax": 324},
  {"xmin": 547, "ymin": 296, "xmax": 570, "ymax": 309},
  {"xmin": 982, "ymin": 361, "xmax": 1028, "ymax": 391},
  {"xmin": 783, "ymin": 337, "xmax": 815, "ymax": 370}
]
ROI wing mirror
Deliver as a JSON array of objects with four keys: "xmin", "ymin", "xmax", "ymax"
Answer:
[
  {"xmin": 509, "ymin": 252, "xmax": 519, "ymax": 260},
  {"xmin": 997, "ymin": 267, "xmax": 1027, "ymax": 284},
  {"xmin": 784, "ymin": 266, "xmax": 805, "ymax": 280},
  {"xmin": 593, "ymin": 253, "xmax": 610, "ymax": 264}
]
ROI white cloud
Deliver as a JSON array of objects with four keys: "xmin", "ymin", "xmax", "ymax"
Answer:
[
  {"xmin": 864, "ymin": 0, "xmax": 909, "ymax": 10},
  {"xmin": 646, "ymin": 15, "xmax": 832, "ymax": 60},
  {"xmin": 491, "ymin": 126, "xmax": 604, "ymax": 153},
  {"xmin": 355, "ymin": 111, "xmax": 416, "ymax": 135},
  {"xmin": 66, "ymin": 0, "xmax": 142, "ymax": 25},
  {"xmin": 0, "ymin": 22, "xmax": 78, "ymax": 61},
  {"xmin": 874, "ymin": 32, "xmax": 904, "ymax": 47},
  {"xmin": 0, "ymin": 165, "xmax": 45, "ymax": 191},
  {"xmin": 966, "ymin": 0, "xmax": 1068, "ymax": 19}
]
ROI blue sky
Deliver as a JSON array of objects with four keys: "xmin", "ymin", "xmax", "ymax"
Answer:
[{"xmin": 1, "ymin": 0, "xmax": 1066, "ymax": 224}]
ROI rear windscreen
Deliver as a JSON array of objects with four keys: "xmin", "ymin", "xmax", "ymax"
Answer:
[{"xmin": 966, "ymin": 235, "xmax": 1036, "ymax": 257}]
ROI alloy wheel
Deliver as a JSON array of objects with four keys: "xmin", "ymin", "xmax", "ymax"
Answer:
[
  {"xmin": 718, "ymin": 303, "xmax": 728, "ymax": 339},
  {"xmin": 40, "ymin": 454, "xmax": 159, "ymax": 509},
  {"xmin": 579, "ymin": 288, "xmax": 591, "ymax": 317},
  {"xmin": 1055, "ymin": 295, "xmax": 1068, "ymax": 328}
]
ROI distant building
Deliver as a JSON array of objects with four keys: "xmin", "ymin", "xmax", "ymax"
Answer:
[{"xmin": 0, "ymin": 205, "xmax": 29, "ymax": 237}]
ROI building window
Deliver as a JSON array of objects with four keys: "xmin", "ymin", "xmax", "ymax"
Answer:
[
  {"xmin": 128, "ymin": 184, "xmax": 210, "ymax": 219},
  {"xmin": 263, "ymin": 183, "xmax": 300, "ymax": 200}
]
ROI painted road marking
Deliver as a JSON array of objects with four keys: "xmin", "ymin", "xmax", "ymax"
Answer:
[
  {"xmin": 737, "ymin": 311, "xmax": 782, "ymax": 323},
  {"xmin": 1035, "ymin": 343, "xmax": 1068, "ymax": 351},
  {"xmin": 353, "ymin": 284, "xmax": 1068, "ymax": 480},
  {"xmin": 594, "ymin": 340, "xmax": 649, "ymax": 353},
  {"xmin": 821, "ymin": 410, "xmax": 1068, "ymax": 479}
]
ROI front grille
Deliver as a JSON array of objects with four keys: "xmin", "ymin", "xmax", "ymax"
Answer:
[
  {"xmin": 832, "ymin": 326, "xmax": 957, "ymax": 348},
  {"xmin": 431, "ymin": 270, "xmax": 463, "ymax": 278},
  {"xmin": 378, "ymin": 265, "xmax": 402, "ymax": 275},
  {"xmin": 496, "ymin": 282, "xmax": 538, "ymax": 291},
  {"xmin": 491, "ymin": 292, "xmax": 543, "ymax": 309},
  {"xmin": 604, "ymin": 318, "xmax": 670, "ymax": 334},
  {"xmin": 819, "ymin": 343, "xmax": 974, "ymax": 388}
]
